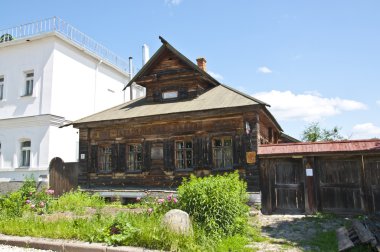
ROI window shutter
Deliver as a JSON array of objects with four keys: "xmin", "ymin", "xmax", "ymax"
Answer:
[
  {"xmin": 143, "ymin": 141, "xmax": 151, "ymax": 172},
  {"xmin": 163, "ymin": 140, "xmax": 175, "ymax": 171},
  {"xmin": 79, "ymin": 140, "xmax": 89, "ymax": 172},
  {"xmin": 118, "ymin": 143, "xmax": 126, "ymax": 172},
  {"xmin": 202, "ymin": 137, "xmax": 212, "ymax": 168},
  {"xmin": 193, "ymin": 137, "xmax": 200, "ymax": 169},
  {"xmin": 178, "ymin": 88, "xmax": 188, "ymax": 99},
  {"xmin": 111, "ymin": 144, "xmax": 118, "ymax": 171},
  {"xmin": 153, "ymin": 90, "xmax": 161, "ymax": 102},
  {"xmin": 233, "ymin": 135, "xmax": 241, "ymax": 166},
  {"xmin": 90, "ymin": 145, "xmax": 98, "ymax": 172}
]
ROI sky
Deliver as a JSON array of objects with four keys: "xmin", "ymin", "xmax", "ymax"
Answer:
[{"xmin": 2, "ymin": 0, "xmax": 380, "ymax": 140}]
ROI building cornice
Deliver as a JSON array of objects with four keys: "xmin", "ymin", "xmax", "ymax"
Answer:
[{"xmin": 0, "ymin": 114, "xmax": 71, "ymax": 128}]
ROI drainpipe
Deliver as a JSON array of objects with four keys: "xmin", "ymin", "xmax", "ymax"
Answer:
[
  {"xmin": 129, "ymin": 57, "xmax": 133, "ymax": 100},
  {"xmin": 94, "ymin": 60, "xmax": 103, "ymax": 112}
]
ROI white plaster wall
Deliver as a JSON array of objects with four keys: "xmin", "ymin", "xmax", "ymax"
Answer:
[
  {"xmin": 0, "ymin": 37, "xmax": 55, "ymax": 119},
  {"xmin": 0, "ymin": 124, "xmax": 49, "ymax": 181},
  {"xmin": 50, "ymin": 38, "xmax": 128, "ymax": 121}
]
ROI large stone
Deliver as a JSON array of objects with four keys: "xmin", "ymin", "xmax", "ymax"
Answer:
[{"xmin": 162, "ymin": 209, "xmax": 192, "ymax": 235}]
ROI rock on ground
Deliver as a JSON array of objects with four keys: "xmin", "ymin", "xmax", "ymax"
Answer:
[{"xmin": 162, "ymin": 209, "xmax": 192, "ymax": 235}]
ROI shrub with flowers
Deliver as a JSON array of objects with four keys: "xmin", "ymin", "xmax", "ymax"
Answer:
[
  {"xmin": 24, "ymin": 188, "xmax": 54, "ymax": 215},
  {"xmin": 138, "ymin": 193, "xmax": 179, "ymax": 215}
]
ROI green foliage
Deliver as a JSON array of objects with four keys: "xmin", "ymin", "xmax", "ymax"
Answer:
[
  {"xmin": 301, "ymin": 122, "xmax": 344, "ymax": 142},
  {"xmin": 307, "ymin": 230, "xmax": 337, "ymax": 251},
  {"xmin": 0, "ymin": 191, "xmax": 26, "ymax": 218},
  {"xmin": 177, "ymin": 171, "xmax": 249, "ymax": 237},
  {"xmin": 50, "ymin": 190, "xmax": 105, "ymax": 214}
]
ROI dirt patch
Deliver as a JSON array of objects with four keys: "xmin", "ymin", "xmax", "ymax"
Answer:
[
  {"xmin": 43, "ymin": 206, "xmax": 145, "ymax": 221},
  {"xmin": 248, "ymin": 208, "xmax": 350, "ymax": 251}
]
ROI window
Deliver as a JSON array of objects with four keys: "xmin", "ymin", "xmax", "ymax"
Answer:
[
  {"xmin": 162, "ymin": 91, "xmax": 178, "ymax": 99},
  {"xmin": 98, "ymin": 145, "xmax": 112, "ymax": 172},
  {"xmin": 175, "ymin": 140, "xmax": 193, "ymax": 169},
  {"xmin": 24, "ymin": 71, "xmax": 34, "ymax": 96},
  {"xmin": 127, "ymin": 144, "xmax": 143, "ymax": 171},
  {"xmin": 0, "ymin": 76, "xmax": 4, "ymax": 100},
  {"xmin": 21, "ymin": 141, "xmax": 31, "ymax": 167},
  {"xmin": 212, "ymin": 137, "xmax": 233, "ymax": 169}
]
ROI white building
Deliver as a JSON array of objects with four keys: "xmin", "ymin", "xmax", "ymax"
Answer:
[{"xmin": 0, "ymin": 17, "xmax": 144, "ymax": 184}]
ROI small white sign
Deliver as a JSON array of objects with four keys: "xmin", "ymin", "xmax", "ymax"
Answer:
[
  {"xmin": 306, "ymin": 168, "xmax": 313, "ymax": 176},
  {"xmin": 80, "ymin": 154, "xmax": 86, "ymax": 160}
]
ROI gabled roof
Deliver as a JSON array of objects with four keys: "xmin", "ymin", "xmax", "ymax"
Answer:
[
  {"xmin": 123, "ymin": 36, "xmax": 221, "ymax": 90},
  {"xmin": 75, "ymin": 84, "xmax": 267, "ymax": 125},
  {"xmin": 258, "ymin": 139, "xmax": 380, "ymax": 156}
]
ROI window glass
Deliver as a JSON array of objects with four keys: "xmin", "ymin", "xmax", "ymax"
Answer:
[
  {"xmin": 127, "ymin": 144, "xmax": 143, "ymax": 171},
  {"xmin": 212, "ymin": 137, "xmax": 233, "ymax": 169},
  {"xmin": 162, "ymin": 91, "xmax": 178, "ymax": 99},
  {"xmin": 175, "ymin": 140, "xmax": 193, "ymax": 169},
  {"xmin": 0, "ymin": 76, "xmax": 4, "ymax": 100},
  {"xmin": 24, "ymin": 71, "xmax": 34, "ymax": 96},
  {"xmin": 21, "ymin": 140, "xmax": 31, "ymax": 167},
  {"xmin": 98, "ymin": 145, "xmax": 112, "ymax": 172}
]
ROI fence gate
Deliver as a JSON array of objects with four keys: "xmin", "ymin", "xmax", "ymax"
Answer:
[
  {"xmin": 49, "ymin": 157, "xmax": 78, "ymax": 197},
  {"xmin": 317, "ymin": 158, "xmax": 364, "ymax": 213},
  {"xmin": 272, "ymin": 159, "xmax": 305, "ymax": 213},
  {"xmin": 367, "ymin": 158, "xmax": 380, "ymax": 213}
]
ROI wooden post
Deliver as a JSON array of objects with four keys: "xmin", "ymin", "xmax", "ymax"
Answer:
[{"xmin": 303, "ymin": 157, "xmax": 316, "ymax": 214}]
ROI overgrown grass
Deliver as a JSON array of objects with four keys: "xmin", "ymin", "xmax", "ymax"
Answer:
[
  {"xmin": 50, "ymin": 190, "xmax": 105, "ymax": 214},
  {"xmin": 0, "ymin": 174, "xmax": 263, "ymax": 251}
]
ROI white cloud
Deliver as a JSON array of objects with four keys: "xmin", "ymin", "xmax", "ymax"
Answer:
[
  {"xmin": 352, "ymin": 123, "xmax": 380, "ymax": 139},
  {"xmin": 252, "ymin": 90, "xmax": 367, "ymax": 121},
  {"xmin": 165, "ymin": 0, "xmax": 182, "ymax": 6},
  {"xmin": 257, "ymin": 66, "xmax": 272, "ymax": 74},
  {"xmin": 208, "ymin": 71, "xmax": 224, "ymax": 81}
]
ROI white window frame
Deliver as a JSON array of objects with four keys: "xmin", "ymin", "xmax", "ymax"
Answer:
[
  {"xmin": 0, "ymin": 76, "xmax": 4, "ymax": 100},
  {"xmin": 24, "ymin": 71, "xmax": 34, "ymax": 96},
  {"xmin": 20, "ymin": 140, "xmax": 31, "ymax": 167},
  {"xmin": 162, "ymin": 91, "xmax": 178, "ymax": 99}
]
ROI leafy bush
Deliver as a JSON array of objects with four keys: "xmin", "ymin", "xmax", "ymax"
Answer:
[
  {"xmin": 177, "ymin": 171, "xmax": 249, "ymax": 237},
  {"xmin": 0, "ymin": 191, "xmax": 25, "ymax": 218},
  {"xmin": 50, "ymin": 190, "xmax": 105, "ymax": 214}
]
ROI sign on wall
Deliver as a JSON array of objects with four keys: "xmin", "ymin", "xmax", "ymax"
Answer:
[{"xmin": 246, "ymin": 151, "xmax": 256, "ymax": 164}]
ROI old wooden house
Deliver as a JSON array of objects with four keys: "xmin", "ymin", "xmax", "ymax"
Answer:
[{"xmin": 73, "ymin": 37, "xmax": 284, "ymax": 198}]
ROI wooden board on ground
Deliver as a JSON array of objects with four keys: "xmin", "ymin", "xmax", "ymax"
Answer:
[{"xmin": 337, "ymin": 227, "xmax": 354, "ymax": 252}]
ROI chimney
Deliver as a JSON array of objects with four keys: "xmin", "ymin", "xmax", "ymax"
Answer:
[
  {"xmin": 196, "ymin": 57, "xmax": 207, "ymax": 71},
  {"xmin": 142, "ymin": 44, "xmax": 150, "ymax": 66},
  {"xmin": 129, "ymin": 56, "xmax": 133, "ymax": 100}
]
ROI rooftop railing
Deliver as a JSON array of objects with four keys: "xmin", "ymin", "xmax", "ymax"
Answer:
[{"xmin": 0, "ymin": 17, "xmax": 129, "ymax": 74}]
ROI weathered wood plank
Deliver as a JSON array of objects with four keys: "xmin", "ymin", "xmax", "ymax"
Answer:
[
  {"xmin": 352, "ymin": 220, "xmax": 376, "ymax": 244},
  {"xmin": 336, "ymin": 227, "xmax": 355, "ymax": 252}
]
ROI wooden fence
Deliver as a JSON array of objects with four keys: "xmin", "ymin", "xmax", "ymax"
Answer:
[
  {"xmin": 260, "ymin": 154, "xmax": 380, "ymax": 215},
  {"xmin": 49, "ymin": 157, "xmax": 79, "ymax": 197}
]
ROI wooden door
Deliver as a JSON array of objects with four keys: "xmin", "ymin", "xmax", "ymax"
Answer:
[
  {"xmin": 273, "ymin": 159, "xmax": 305, "ymax": 213},
  {"xmin": 49, "ymin": 157, "xmax": 78, "ymax": 196},
  {"xmin": 318, "ymin": 158, "xmax": 364, "ymax": 213}
]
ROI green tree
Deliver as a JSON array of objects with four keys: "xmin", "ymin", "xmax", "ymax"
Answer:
[{"xmin": 301, "ymin": 122, "xmax": 344, "ymax": 142}]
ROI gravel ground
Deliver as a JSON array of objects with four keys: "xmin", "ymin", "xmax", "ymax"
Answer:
[
  {"xmin": 248, "ymin": 209, "xmax": 349, "ymax": 251},
  {"xmin": 0, "ymin": 245, "xmax": 53, "ymax": 251}
]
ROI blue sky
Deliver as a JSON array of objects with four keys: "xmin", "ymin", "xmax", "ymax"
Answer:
[{"xmin": 2, "ymin": 0, "xmax": 380, "ymax": 140}]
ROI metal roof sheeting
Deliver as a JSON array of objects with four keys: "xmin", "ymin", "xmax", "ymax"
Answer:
[
  {"xmin": 74, "ymin": 85, "xmax": 263, "ymax": 124},
  {"xmin": 258, "ymin": 139, "xmax": 380, "ymax": 156}
]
